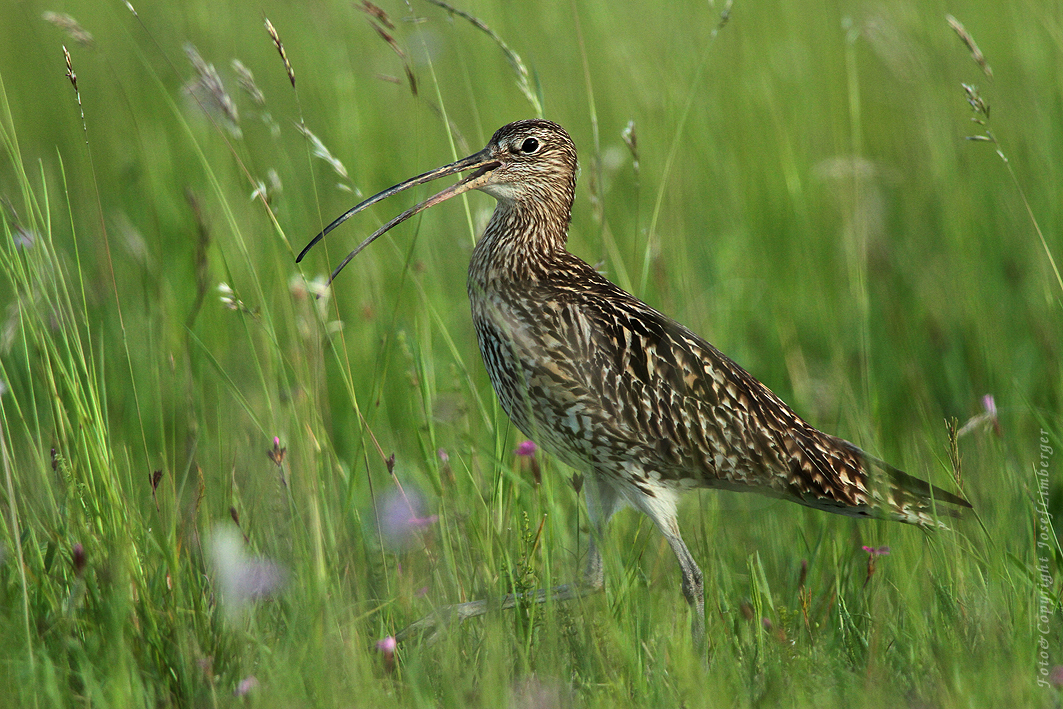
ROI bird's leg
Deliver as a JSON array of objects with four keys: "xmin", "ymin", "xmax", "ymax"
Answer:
[
  {"xmin": 581, "ymin": 472, "xmax": 623, "ymax": 590},
  {"xmin": 630, "ymin": 488, "xmax": 706, "ymax": 647},
  {"xmin": 394, "ymin": 471, "xmax": 619, "ymax": 644},
  {"xmin": 661, "ymin": 526, "xmax": 705, "ymax": 647}
]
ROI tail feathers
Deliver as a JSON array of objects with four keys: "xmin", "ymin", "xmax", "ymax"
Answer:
[
  {"xmin": 848, "ymin": 442, "xmax": 972, "ymax": 526},
  {"xmin": 881, "ymin": 462, "xmax": 971, "ymax": 509}
]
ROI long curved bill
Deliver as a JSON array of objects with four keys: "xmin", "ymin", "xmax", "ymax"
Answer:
[{"xmin": 297, "ymin": 147, "xmax": 499, "ymax": 284}]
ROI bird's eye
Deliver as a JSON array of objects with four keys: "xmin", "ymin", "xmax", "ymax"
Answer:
[{"xmin": 519, "ymin": 137, "xmax": 540, "ymax": 154}]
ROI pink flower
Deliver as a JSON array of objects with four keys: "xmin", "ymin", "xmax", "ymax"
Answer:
[
  {"xmin": 234, "ymin": 676, "xmax": 258, "ymax": 697},
  {"xmin": 515, "ymin": 440, "xmax": 537, "ymax": 457},
  {"xmin": 209, "ymin": 527, "xmax": 286, "ymax": 620},
  {"xmin": 983, "ymin": 394, "xmax": 1002, "ymax": 436},
  {"xmin": 377, "ymin": 635, "xmax": 397, "ymax": 673},
  {"xmin": 861, "ymin": 545, "xmax": 890, "ymax": 587},
  {"xmin": 957, "ymin": 394, "xmax": 1001, "ymax": 438},
  {"xmin": 378, "ymin": 489, "xmax": 438, "ymax": 550},
  {"xmin": 267, "ymin": 437, "xmax": 287, "ymax": 467},
  {"xmin": 514, "ymin": 440, "xmax": 542, "ymax": 484}
]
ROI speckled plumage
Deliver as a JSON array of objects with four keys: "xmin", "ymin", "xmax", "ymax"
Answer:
[{"xmin": 299, "ymin": 119, "xmax": 971, "ymax": 643}]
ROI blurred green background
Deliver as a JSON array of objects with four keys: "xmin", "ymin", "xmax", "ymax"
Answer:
[{"xmin": 0, "ymin": 0, "xmax": 1060, "ymax": 706}]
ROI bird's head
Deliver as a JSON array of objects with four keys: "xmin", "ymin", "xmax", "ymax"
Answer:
[
  {"xmin": 296, "ymin": 119, "xmax": 578, "ymax": 283},
  {"xmin": 476, "ymin": 119, "xmax": 578, "ymax": 206}
]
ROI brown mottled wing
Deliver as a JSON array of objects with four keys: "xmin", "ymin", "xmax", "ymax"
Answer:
[{"xmin": 512, "ymin": 261, "xmax": 968, "ymax": 524}]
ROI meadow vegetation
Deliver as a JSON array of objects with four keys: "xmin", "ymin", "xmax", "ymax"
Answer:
[{"xmin": 0, "ymin": 0, "xmax": 1060, "ymax": 706}]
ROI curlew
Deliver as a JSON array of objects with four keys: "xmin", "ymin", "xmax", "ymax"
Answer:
[{"xmin": 297, "ymin": 119, "xmax": 970, "ymax": 644}]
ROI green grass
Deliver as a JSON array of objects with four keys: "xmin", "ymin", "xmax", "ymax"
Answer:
[{"xmin": 0, "ymin": 0, "xmax": 1060, "ymax": 706}]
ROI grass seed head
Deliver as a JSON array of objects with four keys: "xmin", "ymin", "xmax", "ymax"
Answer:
[
  {"xmin": 43, "ymin": 11, "xmax": 95, "ymax": 47},
  {"xmin": 265, "ymin": 18, "xmax": 295, "ymax": 87},
  {"xmin": 947, "ymin": 14, "xmax": 992, "ymax": 78},
  {"xmin": 184, "ymin": 43, "xmax": 240, "ymax": 133},
  {"xmin": 231, "ymin": 59, "xmax": 265, "ymax": 106},
  {"xmin": 358, "ymin": 1, "xmax": 395, "ymax": 30}
]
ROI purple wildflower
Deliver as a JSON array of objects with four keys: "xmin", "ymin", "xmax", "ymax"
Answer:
[
  {"xmin": 72, "ymin": 543, "xmax": 86, "ymax": 577},
  {"xmin": 861, "ymin": 545, "xmax": 890, "ymax": 587},
  {"xmin": 377, "ymin": 635, "xmax": 397, "ymax": 673},
  {"xmin": 957, "ymin": 394, "xmax": 1001, "ymax": 438},
  {"xmin": 13, "ymin": 227, "xmax": 35, "ymax": 249},
  {"xmin": 377, "ymin": 488, "xmax": 438, "ymax": 550},
  {"xmin": 234, "ymin": 676, "xmax": 258, "ymax": 697},
  {"xmin": 515, "ymin": 440, "xmax": 538, "ymax": 457},
  {"xmin": 209, "ymin": 527, "xmax": 285, "ymax": 620},
  {"xmin": 267, "ymin": 436, "xmax": 286, "ymax": 466},
  {"xmin": 514, "ymin": 440, "xmax": 542, "ymax": 484}
]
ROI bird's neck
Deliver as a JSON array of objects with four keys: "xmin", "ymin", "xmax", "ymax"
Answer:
[{"xmin": 470, "ymin": 198, "xmax": 572, "ymax": 286}]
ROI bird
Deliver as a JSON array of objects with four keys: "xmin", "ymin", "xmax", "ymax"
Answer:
[{"xmin": 297, "ymin": 119, "xmax": 971, "ymax": 645}]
